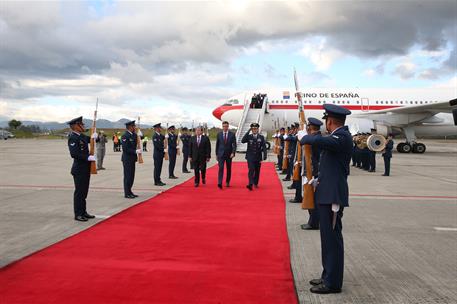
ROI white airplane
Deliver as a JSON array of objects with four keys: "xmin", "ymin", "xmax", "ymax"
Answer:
[{"xmin": 212, "ymin": 88, "xmax": 457, "ymax": 153}]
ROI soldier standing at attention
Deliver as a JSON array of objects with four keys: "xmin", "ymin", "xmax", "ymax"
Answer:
[
  {"xmin": 67, "ymin": 116, "xmax": 96, "ymax": 222},
  {"xmin": 382, "ymin": 134, "xmax": 394, "ymax": 176},
  {"xmin": 180, "ymin": 127, "xmax": 191, "ymax": 173},
  {"xmin": 96, "ymin": 130, "xmax": 107, "ymax": 170},
  {"xmin": 283, "ymin": 125, "xmax": 297, "ymax": 182},
  {"xmin": 121, "ymin": 120, "xmax": 141, "ymax": 199},
  {"xmin": 300, "ymin": 104, "xmax": 352, "ymax": 294},
  {"xmin": 215, "ymin": 121, "xmax": 236, "ymax": 189},
  {"xmin": 277, "ymin": 127, "xmax": 285, "ymax": 171},
  {"xmin": 189, "ymin": 126, "xmax": 211, "ymax": 187},
  {"xmin": 241, "ymin": 123, "xmax": 267, "ymax": 191},
  {"xmin": 153, "ymin": 123, "xmax": 166, "ymax": 186},
  {"xmin": 297, "ymin": 117, "xmax": 323, "ymax": 230},
  {"xmin": 167, "ymin": 126, "xmax": 178, "ymax": 179}
]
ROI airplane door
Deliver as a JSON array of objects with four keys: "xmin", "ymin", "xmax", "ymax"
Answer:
[{"xmin": 361, "ymin": 98, "xmax": 369, "ymax": 112}]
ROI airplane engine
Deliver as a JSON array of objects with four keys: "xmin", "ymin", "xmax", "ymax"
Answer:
[
  {"xmin": 367, "ymin": 134, "xmax": 387, "ymax": 152},
  {"xmin": 452, "ymin": 108, "xmax": 457, "ymax": 126}
]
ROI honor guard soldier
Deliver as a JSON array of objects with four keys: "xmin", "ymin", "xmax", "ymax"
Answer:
[
  {"xmin": 241, "ymin": 123, "xmax": 267, "ymax": 191},
  {"xmin": 67, "ymin": 116, "xmax": 96, "ymax": 221},
  {"xmin": 297, "ymin": 117, "xmax": 323, "ymax": 230},
  {"xmin": 121, "ymin": 120, "xmax": 141, "ymax": 198},
  {"xmin": 382, "ymin": 134, "xmax": 394, "ymax": 176},
  {"xmin": 167, "ymin": 125, "xmax": 178, "ymax": 179},
  {"xmin": 300, "ymin": 104, "xmax": 352, "ymax": 294},
  {"xmin": 277, "ymin": 128, "xmax": 285, "ymax": 171},
  {"xmin": 189, "ymin": 126, "xmax": 211, "ymax": 187},
  {"xmin": 283, "ymin": 125, "xmax": 298, "ymax": 182},
  {"xmin": 216, "ymin": 121, "xmax": 236, "ymax": 189},
  {"xmin": 180, "ymin": 127, "xmax": 191, "ymax": 173},
  {"xmin": 153, "ymin": 123, "xmax": 166, "ymax": 186}
]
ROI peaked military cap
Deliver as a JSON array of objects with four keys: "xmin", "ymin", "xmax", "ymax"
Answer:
[
  {"xmin": 168, "ymin": 125, "xmax": 175, "ymax": 130},
  {"xmin": 67, "ymin": 116, "xmax": 83, "ymax": 125},
  {"xmin": 250, "ymin": 123, "xmax": 260, "ymax": 128},
  {"xmin": 280, "ymin": 127, "xmax": 285, "ymax": 131},
  {"xmin": 153, "ymin": 123, "xmax": 162, "ymax": 128},
  {"xmin": 182, "ymin": 127, "xmax": 188, "ymax": 131},
  {"xmin": 322, "ymin": 104, "xmax": 351, "ymax": 120},
  {"xmin": 125, "ymin": 120, "xmax": 135, "ymax": 127},
  {"xmin": 307, "ymin": 117, "xmax": 323, "ymax": 126}
]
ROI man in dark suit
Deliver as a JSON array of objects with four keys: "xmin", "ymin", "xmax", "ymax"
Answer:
[
  {"xmin": 300, "ymin": 104, "xmax": 352, "ymax": 294},
  {"xmin": 180, "ymin": 127, "xmax": 191, "ymax": 173},
  {"xmin": 215, "ymin": 121, "xmax": 236, "ymax": 189},
  {"xmin": 121, "ymin": 120, "xmax": 141, "ymax": 199},
  {"xmin": 167, "ymin": 125, "xmax": 178, "ymax": 179},
  {"xmin": 241, "ymin": 123, "xmax": 267, "ymax": 190},
  {"xmin": 67, "ymin": 116, "xmax": 96, "ymax": 222},
  {"xmin": 153, "ymin": 123, "xmax": 166, "ymax": 186},
  {"xmin": 382, "ymin": 134, "xmax": 394, "ymax": 176},
  {"xmin": 189, "ymin": 126, "xmax": 211, "ymax": 187}
]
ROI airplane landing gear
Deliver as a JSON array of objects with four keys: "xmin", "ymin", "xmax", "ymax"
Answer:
[{"xmin": 396, "ymin": 142, "xmax": 426, "ymax": 153}]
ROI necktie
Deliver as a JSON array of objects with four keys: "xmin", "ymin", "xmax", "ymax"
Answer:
[
  {"xmin": 197, "ymin": 136, "xmax": 201, "ymax": 146},
  {"xmin": 224, "ymin": 133, "xmax": 227, "ymax": 144}
]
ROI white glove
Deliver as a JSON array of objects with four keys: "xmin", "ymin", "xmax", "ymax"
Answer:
[
  {"xmin": 164, "ymin": 148, "xmax": 168, "ymax": 153},
  {"xmin": 165, "ymin": 134, "xmax": 169, "ymax": 139},
  {"xmin": 136, "ymin": 149, "xmax": 142, "ymax": 154},
  {"xmin": 332, "ymin": 204, "xmax": 340, "ymax": 212},
  {"xmin": 137, "ymin": 130, "xmax": 143, "ymax": 137},
  {"xmin": 88, "ymin": 155, "xmax": 96, "ymax": 161},
  {"xmin": 283, "ymin": 134, "xmax": 288, "ymax": 140},
  {"xmin": 91, "ymin": 133, "xmax": 98, "ymax": 139},
  {"xmin": 302, "ymin": 176, "xmax": 309, "ymax": 185},
  {"xmin": 308, "ymin": 177, "xmax": 318, "ymax": 188},
  {"xmin": 297, "ymin": 130, "xmax": 307, "ymax": 141}
]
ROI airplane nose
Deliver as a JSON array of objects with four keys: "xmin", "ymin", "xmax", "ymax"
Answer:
[{"xmin": 212, "ymin": 106, "xmax": 224, "ymax": 120}]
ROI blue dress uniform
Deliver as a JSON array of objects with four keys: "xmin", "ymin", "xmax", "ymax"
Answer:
[
  {"xmin": 121, "ymin": 121, "xmax": 138, "ymax": 198},
  {"xmin": 284, "ymin": 127, "xmax": 297, "ymax": 180},
  {"xmin": 382, "ymin": 137, "xmax": 394, "ymax": 176},
  {"xmin": 300, "ymin": 117, "xmax": 323, "ymax": 229},
  {"xmin": 300, "ymin": 104, "xmax": 352, "ymax": 293},
  {"xmin": 277, "ymin": 129, "xmax": 285, "ymax": 170},
  {"xmin": 241, "ymin": 123, "xmax": 267, "ymax": 190},
  {"xmin": 167, "ymin": 126, "xmax": 178, "ymax": 179},
  {"xmin": 152, "ymin": 123, "xmax": 166, "ymax": 186},
  {"xmin": 67, "ymin": 116, "xmax": 94, "ymax": 221},
  {"xmin": 180, "ymin": 129, "xmax": 191, "ymax": 173}
]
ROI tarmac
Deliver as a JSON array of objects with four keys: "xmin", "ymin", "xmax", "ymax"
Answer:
[{"xmin": 0, "ymin": 138, "xmax": 456, "ymax": 303}]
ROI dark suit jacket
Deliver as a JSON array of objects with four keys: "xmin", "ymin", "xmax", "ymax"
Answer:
[
  {"xmin": 189, "ymin": 135, "xmax": 211, "ymax": 162},
  {"xmin": 301, "ymin": 126, "xmax": 352, "ymax": 207},
  {"xmin": 215, "ymin": 131, "xmax": 236, "ymax": 159}
]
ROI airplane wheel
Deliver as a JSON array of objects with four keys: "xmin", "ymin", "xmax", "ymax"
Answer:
[
  {"xmin": 397, "ymin": 143, "xmax": 411, "ymax": 153},
  {"xmin": 265, "ymin": 142, "xmax": 271, "ymax": 150},
  {"xmin": 397, "ymin": 143, "xmax": 405, "ymax": 153},
  {"xmin": 412, "ymin": 143, "xmax": 426, "ymax": 154}
]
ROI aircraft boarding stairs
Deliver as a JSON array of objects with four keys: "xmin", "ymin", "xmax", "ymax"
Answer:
[{"xmin": 235, "ymin": 95, "xmax": 268, "ymax": 152}]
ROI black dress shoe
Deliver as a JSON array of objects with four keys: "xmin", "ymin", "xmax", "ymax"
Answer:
[
  {"xmin": 301, "ymin": 224, "xmax": 319, "ymax": 230},
  {"xmin": 195, "ymin": 183, "xmax": 199, "ymax": 187},
  {"xmin": 218, "ymin": 184, "xmax": 222, "ymax": 189},
  {"xmin": 75, "ymin": 215, "xmax": 88, "ymax": 222},
  {"xmin": 226, "ymin": 182, "xmax": 230, "ymax": 187},
  {"xmin": 202, "ymin": 179, "xmax": 206, "ymax": 184},
  {"xmin": 169, "ymin": 176, "xmax": 178, "ymax": 179},
  {"xmin": 124, "ymin": 194, "xmax": 135, "ymax": 199},
  {"xmin": 288, "ymin": 199, "xmax": 297, "ymax": 203},
  {"xmin": 282, "ymin": 177, "xmax": 291, "ymax": 181},
  {"xmin": 83, "ymin": 213, "xmax": 95, "ymax": 219},
  {"xmin": 246, "ymin": 184, "xmax": 253, "ymax": 191},
  {"xmin": 309, "ymin": 278, "xmax": 323, "ymax": 286},
  {"xmin": 131, "ymin": 193, "xmax": 139, "ymax": 198},
  {"xmin": 183, "ymin": 170, "xmax": 191, "ymax": 173},
  {"xmin": 382, "ymin": 174, "xmax": 389, "ymax": 176},
  {"xmin": 155, "ymin": 182, "xmax": 166, "ymax": 186},
  {"xmin": 310, "ymin": 284, "xmax": 341, "ymax": 294}
]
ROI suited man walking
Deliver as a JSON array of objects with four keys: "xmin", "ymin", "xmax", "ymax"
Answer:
[
  {"xmin": 382, "ymin": 134, "xmax": 394, "ymax": 176},
  {"xmin": 216, "ymin": 121, "xmax": 236, "ymax": 189},
  {"xmin": 189, "ymin": 126, "xmax": 211, "ymax": 187},
  {"xmin": 241, "ymin": 123, "xmax": 267, "ymax": 190}
]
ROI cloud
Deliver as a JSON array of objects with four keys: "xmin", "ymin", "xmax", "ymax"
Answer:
[
  {"xmin": 393, "ymin": 62, "xmax": 416, "ymax": 80},
  {"xmin": 300, "ymin": 38, "xmax": 344, "ymax": 71}
]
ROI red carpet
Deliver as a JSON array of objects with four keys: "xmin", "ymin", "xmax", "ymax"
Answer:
[{"xmin": 0, "ymin": 162, "xmax": 297, "ymax": 304}]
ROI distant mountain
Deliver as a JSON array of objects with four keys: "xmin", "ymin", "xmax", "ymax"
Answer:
[{"xmin": 0, "ymin": 119, "xmax": 153, "ymax": 130}]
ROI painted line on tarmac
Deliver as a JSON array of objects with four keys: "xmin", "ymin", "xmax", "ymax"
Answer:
[
  {"xmin": 434, "ymin": 227, "xmax": 457, "ymax": 231},
  {"xmin": 0, "ymin": 184, "xmax": 163, "ymax": 193},
  {"xmin": 284, "ymin": 191, "xmax": 457, "ymax": 201}
]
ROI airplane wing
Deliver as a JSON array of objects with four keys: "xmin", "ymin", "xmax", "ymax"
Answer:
[{"xmin": 363, "ymin": 98, "xmax": 457, "ymax": 115}]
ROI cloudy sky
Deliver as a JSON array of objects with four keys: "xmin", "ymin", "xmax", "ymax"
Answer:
[{"xmin": 0, "ymin": 0, "xmax": 456, "ymax": 126}]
